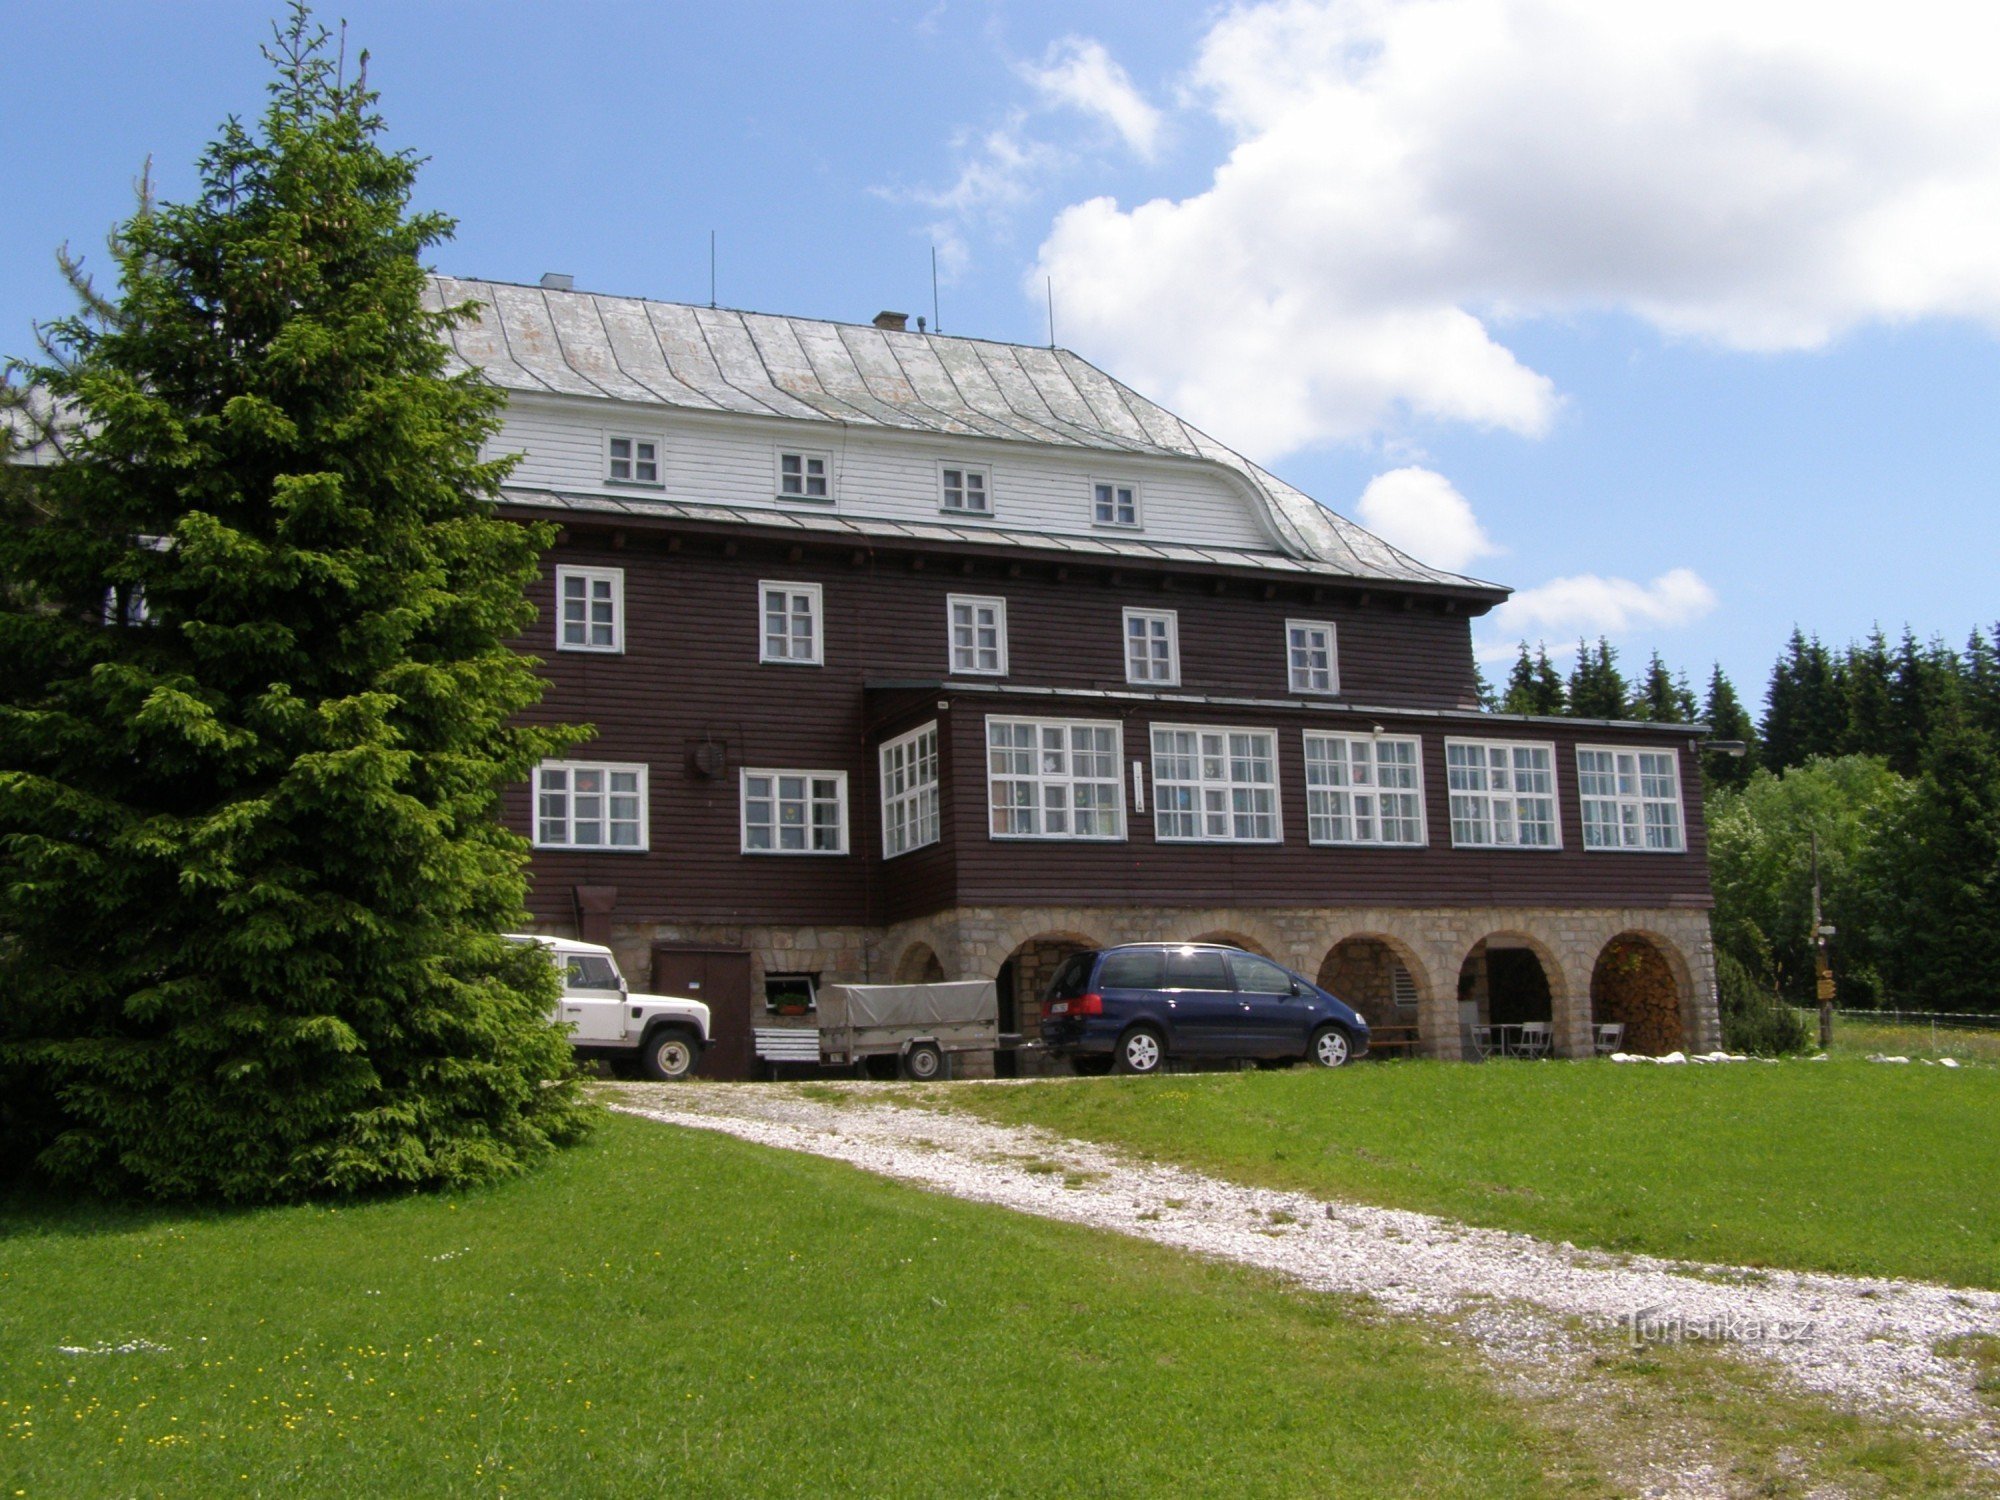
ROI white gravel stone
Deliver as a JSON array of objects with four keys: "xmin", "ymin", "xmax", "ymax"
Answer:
[{"xmin": 610, "ymin": 1083, "xmax": 2000, "ymax": 1441}]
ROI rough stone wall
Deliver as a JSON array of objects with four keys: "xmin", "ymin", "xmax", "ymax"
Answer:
[
  {"xmin": 881, "ymin": 903, "xmax": 1720, "ymax": 1060},
  {"xmin": 525, "ymin": 903, "xmax": 1719, "ymax": 1065}
]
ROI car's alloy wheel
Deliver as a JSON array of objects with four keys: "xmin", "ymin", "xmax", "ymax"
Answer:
[
  {"xmin": 1309, "ymin": 1026, "xmax": 1351, "ymax": 1069},
  {"xmin": 1115, "ymin": 1029, "xmax": 1164, "ymax": 1075}
]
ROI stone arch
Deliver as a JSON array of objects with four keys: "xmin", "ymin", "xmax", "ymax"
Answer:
[
  {"xmin": 1186, "ymin": 929, "xmax": 1275, "ymax": 959},
  {"xmin": 1590, "ymin": 931, "xmax": 1693, "ymax": 1056},
  {"xmin": 1317, "ymin": 933, "xmax": 1433, "ymax": 1034},
  {"xmin": 993, "ymin": 930, "xmax": 1101, "ymax": 1078},
  {"xmin": 892, "ymin": 941, "xmax": 947, "ymax": 985},
  {"xmin": 1458, "ymin": 929, "xmax": 1577, "ymax": 1055}
]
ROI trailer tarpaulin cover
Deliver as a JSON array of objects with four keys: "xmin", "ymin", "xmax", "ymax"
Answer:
[{"xmin": 821, "ymin": 981, "xmax": 997, "ymax": 1031}]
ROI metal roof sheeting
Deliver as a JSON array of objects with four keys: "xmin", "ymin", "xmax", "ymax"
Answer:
[{"xmin": 428, "ymin": 276, "xmax": 1508, "ymax": 597}]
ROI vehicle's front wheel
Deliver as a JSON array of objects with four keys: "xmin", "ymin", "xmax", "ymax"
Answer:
[
  {"xmin": 1113, "ymin": 1027, "xmax": 1165, "ymax": 1076},
  {"xmin": 639, "ymin": 1028, "xmax": 700, "ymax": 1081},
  {"xmin": 902, "ymin": 1041, "xmax": 947, "ymax": 1081},
  {"xmin": 1308, "ymin": 1025, "xmax": 1352, "ymax": 1069}
]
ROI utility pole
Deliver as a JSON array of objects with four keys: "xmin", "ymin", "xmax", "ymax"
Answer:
[{"xmin": 1811, "ymin": 830, "xmax": 1835, "ymax": 1047}]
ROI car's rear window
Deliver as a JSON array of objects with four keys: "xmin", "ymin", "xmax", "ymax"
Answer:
[
  {"xmin": 1046, "ymin": 952, "xmax": 1097, "ymax": 1001},
  {"xmin": 1097, "ymin": 949, "xmax": 1166, "ymax": 989},
  {"xmin": 1166, "ymin": 948, "xmax": 1232, "ymax": 989}
]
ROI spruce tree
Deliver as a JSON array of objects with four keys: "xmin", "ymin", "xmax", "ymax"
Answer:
[
  {"xmin": 1840, "ymin": 627, "xmax": 1895, "ymax": 760},
  {"xmin": 0, "ymin": 7, "xmax": 590, "ymax": 1199},
  {"xmin": 1567, "ymin": 636, "xmax": 1627, "ymax": 719},
  {"xmin": 1500, "ymin": 641, "xmax": 1566, "ymax": 716},
  {"xmin": 1698, "ymin": 662, "xmax": 1760, "ymax": 791},
  {"xmin": 1630, "ymin": 651, "xmax": 1690, "ymax": 722},
  {"xmin": 1763, "ymin": 629, "xmax": 1841, "ymax": 769}
]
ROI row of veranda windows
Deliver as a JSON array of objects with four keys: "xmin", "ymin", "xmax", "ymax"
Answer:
[
  {"xmin": 531, "ymin": 726, "xmax": 1685, "ymax": 857},
  {"xmin": 555, "ymin": 566, "xmax": 1345, "ymax": 694},
  {"xmin": 601, "ymin": 433, "xmax": 1149, "ymax": 530}
]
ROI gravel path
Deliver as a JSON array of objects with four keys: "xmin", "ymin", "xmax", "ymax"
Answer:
[{"xmin": 610, "ymin": 1082, "xmax": 2000, "ymax": 1457}]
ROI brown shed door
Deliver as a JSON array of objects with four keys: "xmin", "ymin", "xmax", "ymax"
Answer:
[{"xmin": 652, "ymin": 946, "xmax": 755, "ymax": 1081}]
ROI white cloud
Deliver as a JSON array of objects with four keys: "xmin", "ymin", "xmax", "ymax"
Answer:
[
  {"xmin": 1023, "ymin": 38, "xmax": 1164, "ymax": 160},
  {"xmin": 1033, "ymin": 0, "xmax": 2000, "ymax": 455},
  {"xmin": 1354, "ymin": 466, "xmax": 1499, "ymax": 572},
  {"xmin": 1490, "ymin": 568, "xmax": 1720, "ymax": 640}
]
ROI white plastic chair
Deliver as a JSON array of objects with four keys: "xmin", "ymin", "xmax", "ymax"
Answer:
[
  {"xmin": 1467, "ymin": 1024, "xmax": 1495, "ymax": 1061},
  {"xmin": 1517, "ymin": 1021, "xmax": 1552, "ymax": 1059},
  {"xmin": 1593, "ymin": 1023, "xmax": 1625, "ymax": 1056}
]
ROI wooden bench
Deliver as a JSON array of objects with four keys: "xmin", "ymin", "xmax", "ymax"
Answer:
[{"xmin": 1365, "ymin": 1024, "xmax": 1423, "ymax": 1058}]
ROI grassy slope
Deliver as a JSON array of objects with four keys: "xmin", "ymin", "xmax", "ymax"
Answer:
[
  {"xmin": 0, "ymin": 1113, "xmax": 1582, "ymax": 1499},
  {"xmin": 931, "ymin": 1059, "xmax": 2000, "ymax": 1288}
]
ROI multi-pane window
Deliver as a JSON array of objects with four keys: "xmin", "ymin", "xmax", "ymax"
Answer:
[
  {"xmin": 1445, "ymin": 740, "xmax": 1559, "ymax": 848},
  {"xmin": 948, "ymin": 595, "xmax": 1008, "ymax": 675},
  {"xmin": 1093, "ymin": 480, "xmax": 1138, "ymax": 527},
  {"xmin": 940, "ymin": 466, "xmax": 990, "ymax": 514},
  {"xmin": 535, "ymin": 761, "xmax": 647, "ymax": 850},
  {"xmin": 741, "ymin": 770, "xmax": 848, "ymax": 854},
  {"xmin": 986, "ymin": 717, "xmax": 1124, "ymax": 839},
  {"xmin": 880, "ymin": 722, "xmax": 941, "ymax": 858},
  {"xmin": 760, "ymin": 581, "xmax": 823, "ymax": 665},
  {"xmin": 1303, "ymin": 732, "xmax": 1425, "ymax": 846},
  {"xmin": 555, "ymin": 565, "xmax": 623, "ymax": 653},
  {"xmin": 1150, "ymin": 726, "xmax": 1281, "ymax": 842},
  {"xmin": 1287, "ymin": 620, "xmax": 1340, "ymax": 694},
  {"xmin": 1123, "ymin": 608, "xmax": 1180, "ymax": 685},
  {"xmin": 606, "ymin": 435, "xmax": 660, "ymax": 485},
  {"xmin": 1578, "ymin": 746, "xmax": 1685, "ymax": 852},
  {"xmin": 777, "ymin": 450, "xmax": 831, "ymax": 501}
]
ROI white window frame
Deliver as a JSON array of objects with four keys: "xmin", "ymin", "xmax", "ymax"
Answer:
[
  {"xmin": 880, "ymin": 722, "xmax": 942, "ymax": 859},
  {"xmin": 775, "ymin": 448, "xmax": 833, "ymax": 502},
  {"xmin": 1302, "ymin": 730, "xmax": 1426, "ymax": 847},
  {"xmin": 740, "ymin": 769, "xmax": 849, "ymax": 855},
  {"xmin": 938, "ymin": 462, "xmax": 991, "ymax": 515},
  {"xmin": 533, "ymin": 760, "xmax": 649, "ymax": 851},
  {"xmin": 554, "ymin": 564, "xmax": 624, "ymax": 654},
  {"xmin": 1445, "ymin": 739, "xmax": 1561, "ymax": 849},
  {"xmin": 985, "ymin": 716, "xmax": 1126, "ymax": 841},
  {"xmin": 1122, "ymin": 607, "xmax": 1180, "ymax": 686},
  {"xmin": 947, "ymin": 594, "xmax": 1008, "ymax": 677},
  {"xmin": 759, "ymin": 580, "xmax": 824, "ymax": 666},
  {"xmin": 1092, "ymin": 478, "xmax": 1141, "ymax": 528},
  {"xmin": 1286, "ymin": 619, "xmax": 1341, "ymax": 695},
  {"xmin": 604, "ymin": 432, "xmax": 662, "ymax": 487},
  {"xmin": 1577, "ymin": 745, "xmax": 1686, "ymax": 853},
  {"xmin": 1149, "ymin": 724, "xmax": 1283, "ymax": 844}
]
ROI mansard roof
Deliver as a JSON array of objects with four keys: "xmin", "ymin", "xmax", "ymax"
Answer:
[{"xmin": 428, "ymin": 275, "xmax": 1508, "ymax": 597}]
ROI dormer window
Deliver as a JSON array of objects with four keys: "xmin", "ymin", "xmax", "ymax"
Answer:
[
  {"xmin": 1093, "ymin": 480, "xmax": 1139, "ymax": 528},
  {"xmin": 940, "ymin": 465, "xmax": 990, "ymax": 515},
  {"xmin": 777, "ymin": 450, "xmax": 831, "ymax": 501},
  {"xmin": 606, "ymin": 435, "xmax": 660, "ymax": 486}
]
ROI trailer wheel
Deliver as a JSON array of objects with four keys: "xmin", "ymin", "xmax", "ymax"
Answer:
[{"xmin": 902, "ymin": 1041, "xmax": 947, "ymax": 1081}]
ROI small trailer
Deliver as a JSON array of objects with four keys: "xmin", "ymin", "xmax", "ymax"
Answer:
[{"xmin": 753, "ymin": 979, "xmax": 999, "ymax": 1080}]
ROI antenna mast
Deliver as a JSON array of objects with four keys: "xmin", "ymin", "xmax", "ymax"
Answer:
[
  {"xmin": 709, "ymin": 231, "xmax": 717, "ymax": 309},
  {"xmin": 1046, "ymin": 278, "xmax": 1056, "ymax": 348},
  {"xmin": 931, "ymin": 246, "xmax": 941, "ymax": 334}
]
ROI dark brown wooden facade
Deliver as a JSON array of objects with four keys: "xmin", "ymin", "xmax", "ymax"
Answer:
[{"xmin": 503, "ymin": 506, "xmax": 1714, "ymax": 933}]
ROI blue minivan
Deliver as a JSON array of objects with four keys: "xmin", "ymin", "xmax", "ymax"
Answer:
[{"xmin": 1039, "ymin": 943, "xmax": 1370, "ymax": 1075}]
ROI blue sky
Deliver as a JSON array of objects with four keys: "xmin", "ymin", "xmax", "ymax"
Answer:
[{"xmin": 6, "ymin": 1, "xmax": 1998, "ymax": 708}]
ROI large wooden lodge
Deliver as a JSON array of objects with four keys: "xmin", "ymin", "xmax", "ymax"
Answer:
[{"xmin": 436, "ymin": 274, "xmax": 1721, "ymax": 1077}]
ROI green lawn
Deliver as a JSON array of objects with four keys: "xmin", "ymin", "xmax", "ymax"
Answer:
[
  {"xmin": 1, "ymin": 1113, "xmax": 1581, "ymax": 1499},
  {"xmin": 926, "ymin": 1058, "xmax": 2000, "ymax": 1288},
  {"xmin": 1828, "ymin": 1018, "xmax": 2000, "ymax": 1065}
]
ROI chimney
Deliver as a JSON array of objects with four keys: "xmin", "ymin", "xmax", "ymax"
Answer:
[
  {"xmin": 872, "ymin": 310, "xmax": 909, "ymax": 332},
  {"xmin": 540, "ymin": 272, "xmax": 575, "ymax": 291}
]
